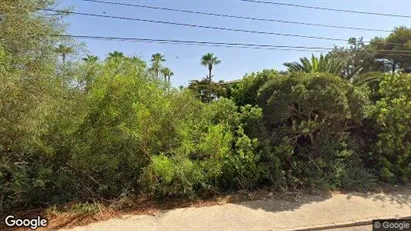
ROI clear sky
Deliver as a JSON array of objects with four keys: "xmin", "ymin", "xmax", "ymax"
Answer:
[{"xmin": 59, "ymin": 0, "xmax": 411, "ymax": 86}]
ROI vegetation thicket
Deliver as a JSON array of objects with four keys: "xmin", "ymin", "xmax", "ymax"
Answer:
[{"xmin": 1, "ymin": 1, "xmax": 410, "ymax": 214}]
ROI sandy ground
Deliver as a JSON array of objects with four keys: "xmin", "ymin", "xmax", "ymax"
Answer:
[{"xmin": 58, "ymin": 187, "xmax": 411, "ymax": 231}]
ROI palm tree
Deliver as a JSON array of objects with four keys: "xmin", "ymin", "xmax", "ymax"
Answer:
[
  {"xmin": 200, "ymin": 53, "xmax": 221, "ymax": 102},
  {"xmin": 161, "ymin": 67, "xmax": 174, "ymax": 83},
  {"xmin": 82, "ymin": 55, "xmax": 99, "ymax": 63},
  {"xmin": 107, "ymin": 51, "xmax": 125, "ymax": 60},
  {"xmin": 150, "ymin": 53, "xmax": 166, "ymax": 78},
  {"xmin": 55, "ymin": 44, "xmax": 73, "ymax": 63},
  {"xmin": 81, "ymin": 55, "xmax": 99, "ymax": 90},
  {"xmin": 284, "ymin": 54, "xmax": 346, "ymax": 76}
]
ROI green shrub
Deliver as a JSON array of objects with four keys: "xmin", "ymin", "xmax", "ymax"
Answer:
[
  {"xmin": 141, "ymin": 123, "xmax": 233, "ymax": 199},
  {"xmin": 372, "ymin": 73, "xmax": 411, "ymax": 183},
  {"xmin": 229, "ymin": 69, "xmax": 280, "ymax": 106},
  {"xmin": 330, "ymin": 157, "xmax": 377, "ymax": 190},
  {"xmin": 222, "ymin": 127, "xmax": 264, "ymax": 190},
  {"xmin": 256, "ymin": 73, "xmax": 370, "ymax": 190}
]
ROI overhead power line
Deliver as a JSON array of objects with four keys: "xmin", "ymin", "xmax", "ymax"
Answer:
[
  {"xmin": 240, "ymin": 0, "xmax": 411, "ymax": 19},
  {"xmin": 51, "ymin": 34, "xmax": 411, "ymax": 56},
  {"xmin": 80, "ymin": 0, "xmax": 392, "ymax": 33},
  {"xmin": 54, "ymin": 34, "xmax": 332, "ymax": 52},
  {"xmin": 44, "ymin": 9, "xmax": 348, "ymax": 42},
  {"xmin": 45, "ymin": 9, "xmax": 406, "ymax": 47}
]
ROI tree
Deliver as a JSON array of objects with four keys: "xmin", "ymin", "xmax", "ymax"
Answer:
[
  {"xmin": 107, "ymin": 51, "xmax": 125, "ymax": 60},
  {"xmin": 230, "ymin": 69, "xmax": 279, "ymax": 106},
  {"xmin": 130, "ymin": 56, "xmax": 147, "ymax": 70},
  {"xmin": 82, "ymin": 55, "xmax": 100, "ymax": 91},
  {"xmin": 150, "ymin": 53, "xmax": 166, "ymax": 78},
  {"xmin": 0, "ymin": 0, "xmax": 77, "ymax": 212},
  {"xmin": 328, "ymin": 37, "xmax": 383, "ymax": 81},
  {"xmin": 369, "ymin": 27, "xmax": 411, "ymax": 74},
  {"xmin": 284, "ymin": 54, "xmax": 346, "ymax": 76},
  {"xmin": 82, "ymin": 55, "xmax": 99, "ymax": 63},
  {"xmin": 55, "ymin": 44, "xmax": 73, "ymax": 64},
  {"xmin": 0, "ymin": 0, "xmax": 71, "ymax": 69},
  {"xmin": 161, "ymin": 67, "xmax": 174, "ymax": 83},
  {"xmin": 200, "ymin": 53, "xmax": 221, "ymax": 102},
  {"xmin": 188, "ymin": 78, "xmax": 227, "ymax": 102},
  {"xmin": 257, "ymin": 73, "xmax": 371, "ymax": 189}
]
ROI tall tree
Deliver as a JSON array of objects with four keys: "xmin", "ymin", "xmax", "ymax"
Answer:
[
  {"xmin": 200, "ymin": 53, "xmax": 221, "ymax": 102},
  {"xmin": 369, "ymin": 27, "xmax": 411, "ymax": 74},
  {"xmin": 161, "ymin": 67, "xmax": 174, "ymax": 83},
  {"xmin": 328, "ymin": 37, "xmax": 383, "ymax": 80},
  {"xmin": 1, "ymin": 0, "xmax": 76, "ymax": 211},
  {"xmin": 0, "ymin": 0, "xmax": 70, "ymax": 69},
  {"xmin": 150, "ymin": 53, "xmax": 166, "ymax": 78},
  {"xmin": 82, "ymin": 55, "xmax": 100, "ymax": 90},
  {"xmin": 55, "ymin": 44, "xmax": 73, "ymax": 64}
]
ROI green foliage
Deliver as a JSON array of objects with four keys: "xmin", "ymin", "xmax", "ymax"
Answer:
[
  {"xmin": 330, "ymin": 157, "xmax": 377, "ymax": 190},
  {"xmin": 372, "ymin": 73, "xmax": 411, "ymax": 183},
  {"xmin": 141, "ymin": 98, "xmax": 236, "ymax": 198},
  {"xmin": 353, "ymin": 72, "xmax": 385, "ymax": 102},
  {"xmin": 284, "ymin": 54, "xmax": 348, "ymax": 76},
  {"xmin": 161, "ymin": 67, "xmax": 174, "ymax": 83},
  {"xmin": 200, "ymin": 53, "xmax": 221, "ymax": 102},
  {"xmin": 328, "ymin": 37, "xmax": 383, "ymax": 79},
  {"xmin": 0, "ymin": 0, "xmax": 74, "ymax": 212},
  {"xmin": 256, "ymin": 73, "xmax": 370, "ymax": 189},
  {"xmin": 222, "ymin": 127, "xmax": 264, "ymax": 190},
  {"xmin": 229, "ymin": 69, "xmax": 280, "ymax": 106},
  {"xmin": 188, "ymin": 78, "xmax": 228, "ymax": 102},
  {"xmin": 369, "ymin": 27, "xmax": 411, "ymax": 73}
]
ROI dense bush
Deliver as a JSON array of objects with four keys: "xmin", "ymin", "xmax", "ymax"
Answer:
[
  {"xmin": 3, "ymin": 48, "xmax": 410, "ymax": 214},
  {"xmin": 0, "ymin": 52, "xmax": 262, "ymax": 211},
  {"xmin": 371, "ymin": 74, "xmax": 411, "ymax": 183},
  {"xmin": 141, "ymin": 98, "xmax": 235, "ymax": 198},
  {"xmin": 255, "ymin": 73, "xmax": 374, "ymax": 190},
  {"xmin": 229, "ymin": 69, "xmax": 280, "ymax": 106}
]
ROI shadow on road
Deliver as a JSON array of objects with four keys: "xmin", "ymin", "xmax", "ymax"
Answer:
[
  {"xmin": 234, "ymin": 191, "xmax": 333, "ymax": 213},
  {"xmin": 344, "ymin": 185, "xmax": 411, "ymax": 208},
  {"xmin": 235, "ymin": 185, "xmax": 411, "ymax": 214}
]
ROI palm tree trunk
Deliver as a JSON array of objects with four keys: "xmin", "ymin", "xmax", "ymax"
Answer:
[
  {"xmin": 392, "ymin": 61, "xmax": 396, "ymax": 74},
  {"xmin": 208, "ymin": 66, "xmax": 212, "ymax": 102}
]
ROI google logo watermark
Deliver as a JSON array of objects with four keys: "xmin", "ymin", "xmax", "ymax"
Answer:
[
  {"xmin": 4, "ymin": 215, "xmax": 48, "ymax": 230},
  {"xmin": 373, "ymin": 219, "xmax": 411, "ymax": 231}
]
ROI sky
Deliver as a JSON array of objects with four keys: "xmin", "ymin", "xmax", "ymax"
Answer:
[{"xmin": 59, "ymin": 0, "xmax": 411, "ymax": 86}]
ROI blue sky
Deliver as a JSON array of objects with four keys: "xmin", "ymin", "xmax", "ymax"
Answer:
[{"xmin": 59, "ymin": 0, "xmax": 411, "ymax": 86}]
